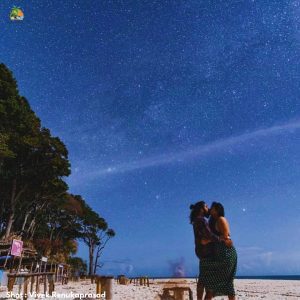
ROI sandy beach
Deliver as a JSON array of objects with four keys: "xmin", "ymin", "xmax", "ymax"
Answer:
[{"xmin": 1, "ymin": 278, "xmax": 299, "ymax": 299}]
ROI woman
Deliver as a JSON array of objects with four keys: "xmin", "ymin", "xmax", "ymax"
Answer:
[
  {"xmin": 202, "ymin": 202, "xmax": 238, "ymax": 300},
  {"xmin": 190, "ymin": 201, "xmax": 231, "ymax": 300}
]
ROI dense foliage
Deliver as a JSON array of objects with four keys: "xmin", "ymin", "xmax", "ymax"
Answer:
[{"xmin": 0, "ymin": 64, "xmax": 114, "ymax": 275}]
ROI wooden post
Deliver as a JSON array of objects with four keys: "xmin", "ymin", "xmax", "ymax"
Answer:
[
  {"xmin": 10, "ymin": 256, "xmax": 16, "ymax": 273},
  {"xmin": 162, "ymin": 289, "xmax": 172, "ymax": 299},
  {"xmin": 174, "ymin": 288, "xmax": 184, "ymax": 300},
  {"xmin": 17, "ymin": 252, "xmax": 24, "ymax": 273},
  {"xmin": 36, "ymin": 275, "xmax": 39, "ymax": 294},
  {"xmin": 43, "ymin": 262, "xmax": 46, "ymax": 273},
  {"xmin": 189, "ymin": 288, "xmax": 193, "ymax": 300},
  {"xmin": 30, "ymin": 262, "xmax": 34, "ymax": 273},
  {"xmin": 23, "ymin": 277, "xmax": 29, "ymax": 300},
  {"xmin": 48, "ymin": 275, "xmax": 55, "ymax": 296},
  {"xmin": 30, "ymin": 275, "xmax": 35, "ymax": 293},
  {"xmin": 3, "ymin": 247, "xmax": 11, "ymax": 269},
  {"xmin": 99, "ymin": 276, "xmax": 113, "ymax": 300},
  {"xmin": 96, "ymin": 277, "xmax": 101, "ymax": 294},
  {"xmin": 7, "ymin": 276, "xmax": 15, "ymax": 292},
  {"xmin": 43, "ymin": 275, "xmax": 47, "ymax": 294},
  {"xmin": 18, "ymin": 278, "xmax": 22, "ymax": 294},
  {"xmin": 54, "ymin": 265, "xmax": 56, "ymax": 282}
]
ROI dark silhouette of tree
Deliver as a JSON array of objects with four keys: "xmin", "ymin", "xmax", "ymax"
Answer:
[
  {"xmin": 0, "ymin": 63, "xmax": 114, "ymax": 267},
  {"xmin": 94, "ymin": 228, "xmax": 115, "ymax": 274},
  {"xmin": 68, "ymin": 256, "xmax": 87, "ymax": 277}
]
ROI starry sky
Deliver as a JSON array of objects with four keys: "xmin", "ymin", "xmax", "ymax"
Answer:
[{"xmin": 1, "ymin": 0, "xmax": 300, "ymax": 277}]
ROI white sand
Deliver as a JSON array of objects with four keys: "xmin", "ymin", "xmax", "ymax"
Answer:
[{"xmin": 1, "ymin": 278, "xmax": 300, "ymax": 299}]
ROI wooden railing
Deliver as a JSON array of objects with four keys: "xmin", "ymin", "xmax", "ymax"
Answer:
[
  {"xmin": 130, "ymin": 276, "xmax": 150, "ymax": 287},
  {"xmin": 7, "ymin": 272, "xmax": 55, "ymax": 300}
]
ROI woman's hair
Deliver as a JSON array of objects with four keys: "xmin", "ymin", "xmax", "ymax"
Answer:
[
  {"xmin": 211, "ymin": 202, "xmax": 225, "ymax": 217},
  {"xmin": 189, "ymin": 201, "xmax": 205, "ymax": 224},
  {"xmin": 208, "ymin": 201, "xmax": 217, "ymax": 232}
]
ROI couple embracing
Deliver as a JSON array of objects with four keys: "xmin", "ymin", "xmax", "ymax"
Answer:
[{"xmin": 190, "ymin": 201, "xmax": 237, "ymax": 300}]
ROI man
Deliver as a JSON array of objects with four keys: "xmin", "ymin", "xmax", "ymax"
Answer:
[{"xmin": 190, "ymin": 201, "xmax": 232, "ymax": 300}]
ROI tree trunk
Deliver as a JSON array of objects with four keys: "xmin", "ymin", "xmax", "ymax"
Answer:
[
  {"xmin": 93, "ymin": 248, "xmax": 99, "ymax": 275},
  {"xmin": 93, "ymin": 237, "xmax": 111, "ymax": 274},
  {"xmin": 4, "ymin": 179, "xmax": 27, "ymax": 239},
  {"xmin": 49, "ymin": 226, "xmax": 55, "ymax": 241},
  {"xmin": 4, "ymin": 212, "xmax": 14, "ymax": 239},
  {"xmin": 89, "ymin": 244, "xmax": 94, "ymax": 276},
  {"xmin": 30, "ymin": 225, "xmax": 37, "ymax": 240},
  {"xmin": 27, "ymin": 218, "xmax": 35, "ymax": 235},
  {"xmin": 4, "ymin": 179, "xmax": 17, "ymax": 239},
  {"xmin": 21, "ymin": 212, "xmax": 30, "ymax": 231},
  {"xmin": 0, "ymin": 199, "xmax": 5, "ymax": 231}
]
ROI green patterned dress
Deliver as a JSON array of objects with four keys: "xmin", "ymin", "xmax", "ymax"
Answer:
[{"xmin": 200, "ymin": 241, "xmax": 237, "ymax": 296}]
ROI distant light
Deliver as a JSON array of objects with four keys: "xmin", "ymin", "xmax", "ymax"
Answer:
[{"xmin": 242, "ymin": 208, "xmax": 246, "ymax": 212}]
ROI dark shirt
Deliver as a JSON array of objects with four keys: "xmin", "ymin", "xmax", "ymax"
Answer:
[{"xmin": 193, "ymin": 216, "xmax": 220, "ymax": 258}]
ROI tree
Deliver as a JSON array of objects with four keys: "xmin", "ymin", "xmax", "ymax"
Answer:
[
  {"xmin": 81, "ymin": 206, "xmax": 107, "ymax": 276},
  {"xmin": 0, "ymin": 95, "xmax": 42, "ymax": 238},
  {"xmin": 68, "ymin": 257, "xmax": 87, "ymax": 277},
  {"xmin": 0, "ymin": 63, "xmax": 114, "ymax": 269},
  {"xmin": 0, "ymin": 64, "xmax": 71, "ymax": 238},
  {"xmin": 93, "ymin": 228, "xmax": 115, "ymax": 274},
  {"xmin": 73, "ymin": 196, "xmax": 115, "ymax": 276}
]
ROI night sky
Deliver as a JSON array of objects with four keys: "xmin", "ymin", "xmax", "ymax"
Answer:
[{"xmin": 1, "ymin": 0, "xmax": 300, "ymax": 277}]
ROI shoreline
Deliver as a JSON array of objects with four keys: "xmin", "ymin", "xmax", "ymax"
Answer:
[
  {"xmin": 140, "ymin": 275, "xmax": 300, "ymax": 281},
  {"xmin": 1, "ymin": 278, "xmax": 300, "ymax": 299}
]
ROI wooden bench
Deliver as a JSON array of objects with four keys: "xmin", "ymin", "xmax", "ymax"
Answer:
[{"xmin": 160, "ymin": 286, "xmax": 193, "ymax": 300}]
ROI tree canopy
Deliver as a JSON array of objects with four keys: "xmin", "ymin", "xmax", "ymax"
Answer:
[{"xmin": 0, "ymin": 63, "xmax": 114, "ymax": 274}]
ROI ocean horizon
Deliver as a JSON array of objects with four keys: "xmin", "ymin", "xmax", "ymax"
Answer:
[{"xmin": 149, "ymin": 275, "xmax": 300, "ymax": 280}]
